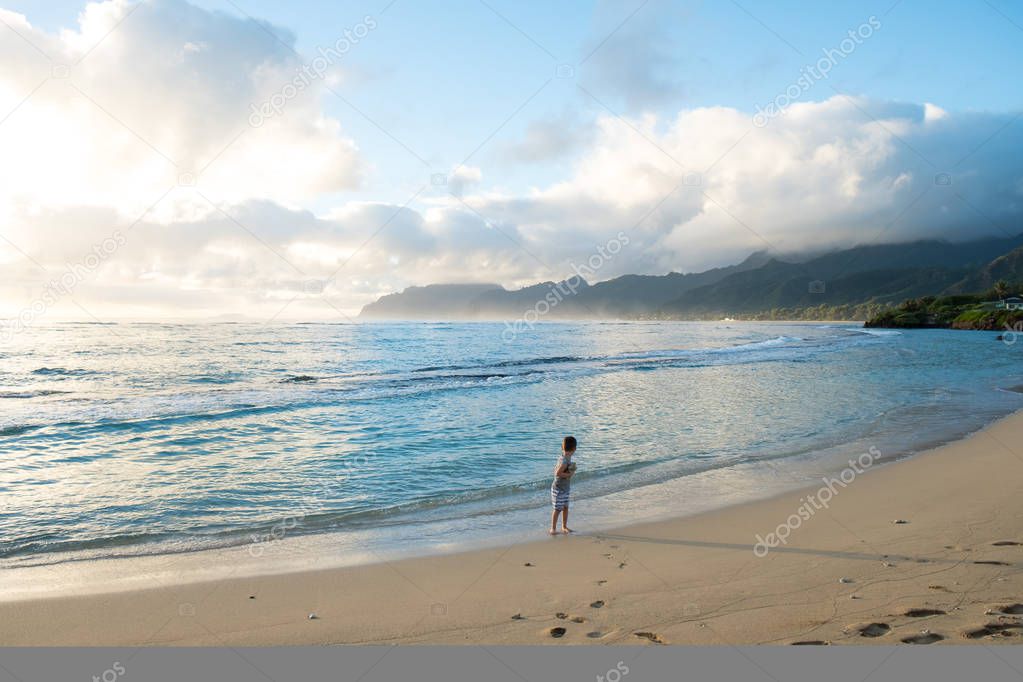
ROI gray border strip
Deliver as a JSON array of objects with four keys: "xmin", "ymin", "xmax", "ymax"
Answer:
[{"xmin": 3, "ymin": 647, "xmax": 1023, "ymax": 682}]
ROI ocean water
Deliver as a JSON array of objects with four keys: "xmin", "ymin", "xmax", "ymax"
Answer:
[{"xmin": 1, "ymin": 321, "xmax": 1021, "ymax": 572}]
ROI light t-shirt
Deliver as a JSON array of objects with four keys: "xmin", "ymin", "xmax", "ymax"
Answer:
[{"xmin": 552, "ymin": 455, "xmax": 576, "ymax": 491}]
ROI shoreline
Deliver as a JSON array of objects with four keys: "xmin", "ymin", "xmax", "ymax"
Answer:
[
  {"xmin": 1, "ymin": 389, "xmax": 1012, "ymax": 601},
  {"xmin": 8, "ymin": 322, "xmax": 1017, "ymax": 593},
  {"xmin": 5, "ymin": 409, "xmax": 1023, "ymax": 645}
]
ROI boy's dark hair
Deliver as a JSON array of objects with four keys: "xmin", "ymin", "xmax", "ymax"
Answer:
[{"xmin": 563, "ymin": 436, "xmax": 577, "ymax": 451}]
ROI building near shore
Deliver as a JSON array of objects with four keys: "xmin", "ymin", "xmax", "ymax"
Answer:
[{"xmin": 996, "ymin": 296, "xmax": 1023, "ymax": 311}]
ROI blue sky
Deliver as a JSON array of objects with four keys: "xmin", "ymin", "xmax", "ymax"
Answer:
[{"xmin": 0, "ymin": 0, "xmax": 1021, "ymax": 319}]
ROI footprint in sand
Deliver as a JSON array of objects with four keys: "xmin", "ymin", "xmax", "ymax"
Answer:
[
  {"xmin": 511, "ymin": 613, "xmax": 525, "ymax": 620},
  {"xmin": 590, "ymin": 600, "xmax": 605, "ymax": 609},
  {"xmin": 555, "ymin": 612, "xmax": 568, "ymax": 620},
  {"xmin": 963, "ymin": 622, "xmax": 1023, "ymax": 639},
  {"xmin": 634, "ymin": 631, "xmax": 665, "ymax": 644},
  {"xmin": 570, "ymin": 616, "xmax": 586, "ymax": 623},
  {"xmin": 549, "ymin": 627, "xmax": 566, "ymax": 638},
  {"xmin": 996, "ymin": 604, "xmax": 1023, "ymax": 615},
  {"xmin": 596, "ymin": 580, "xmax": 607, "ymax": 586},
  {"xmin": 618, "ymin": 562, "xmax": 627, "ymax": 569},
  {"xmin": 790, "ymin": 640, "xmax": 830, "ymax": 645},
  {"xmin": 901, "ymin": 632, "xmax": 944, "ymax": 644},
  {"xmin": 993, "ymin": 541, "xmax": 1022, "ymax": 546},
  {"xmin": 857, "ymin": 622, "xmax": 891, "ymax": 638},
  {"xmin": 903, "ymin": 608, "xmax": 947, "ymax": 617},
  {"xmin": 974, "ymin": 560, "xmax": 1011, "ymax": 566},
  {"xmin": 586, "ymin": 631, "xmax": 603, "ymax": 639}
]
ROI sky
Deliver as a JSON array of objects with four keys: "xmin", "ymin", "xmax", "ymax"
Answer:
[{"xmin": 0, "ymin": 0, "xmax": 1021, "ymax": 321}]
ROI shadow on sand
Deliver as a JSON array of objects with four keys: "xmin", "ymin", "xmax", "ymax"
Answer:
[{"xmin": 585, "ymin": 532, "xmax": 968, "ymax": 566}]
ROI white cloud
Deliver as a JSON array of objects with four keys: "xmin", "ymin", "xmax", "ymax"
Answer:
[
  {"xmin": 446, "ymin": 165, "xmax": 482, "ymax": 197},
  {"xmin": 924, "ymin": 102, "xmax": 948, "ymax": 122},
  {"xmin": 503, "ymin": 112, "xmax": 594, "ymax": 163},
  {"xmin": 0, "ymin": 1, "xmax": 1020, "ymax": 322},
  {"xmin": 462, "ymin": 96, "xmax": 1023, "ymax": 276},
  {"xmin": 0, "ymin": 194, "xmax": 542, "ymax": 320},
  {"xmin": 0, "ymin": 0, "xmax": 362, "ymax": 218}
]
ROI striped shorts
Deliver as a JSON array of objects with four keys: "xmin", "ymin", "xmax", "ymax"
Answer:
[{"xmin": 551, "ymin": 485, "xmax": 570, "ymax": 510}]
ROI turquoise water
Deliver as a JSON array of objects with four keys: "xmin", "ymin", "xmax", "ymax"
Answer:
[{"xmin": 1, "ymin": 321, "xmax": 1021, "ymax": 568}]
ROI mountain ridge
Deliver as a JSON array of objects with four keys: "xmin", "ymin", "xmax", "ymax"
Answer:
[{"xmin": 358, "ymin": 234, "xmax": 1023, "ymax": 321}]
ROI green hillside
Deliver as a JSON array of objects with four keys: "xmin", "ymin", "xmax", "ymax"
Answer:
[{"xmin": 864, "ymin": 289, "xmax": 1023, "ymax": 330}]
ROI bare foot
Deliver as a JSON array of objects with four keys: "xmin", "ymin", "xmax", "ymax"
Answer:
[
  {"xmin": 549, "ymin": 529, "xmax": 558, "ymax": 535},
  {"xmin": 562, "ymin": 527, "xmax": 574, "ymax": 534}
]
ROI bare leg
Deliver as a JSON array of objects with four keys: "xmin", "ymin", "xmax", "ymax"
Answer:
[
  {"xmin": 562, "ymin": 505, "xmax": 572, "ymax": 533},
  {"xmin": 550, "ymin": 508, "xmax": 560, "ymax": 535}
]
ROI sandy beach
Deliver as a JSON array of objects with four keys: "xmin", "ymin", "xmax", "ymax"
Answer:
[{"xmin": 4, "ymin": 409, "xmax": 1023, "ymax": 646}]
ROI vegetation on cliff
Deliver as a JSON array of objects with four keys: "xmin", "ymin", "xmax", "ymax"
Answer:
[{"xmin": 864, "ymin": 281, "xmax": 1023, "ymax": 330}]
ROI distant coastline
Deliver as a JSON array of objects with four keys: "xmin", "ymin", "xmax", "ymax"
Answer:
[
  {"xmin": 865, "ymin": 293, "xmax": 1023, "ymax": 331},
  {"xmin": 359, "ymin": 234, "xmax": 1023, "ymax": 324}
]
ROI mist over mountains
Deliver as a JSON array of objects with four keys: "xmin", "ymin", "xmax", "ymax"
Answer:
[{"xmin": 359, "ymin": 234, "xmax": 1023, "ymax": 321}]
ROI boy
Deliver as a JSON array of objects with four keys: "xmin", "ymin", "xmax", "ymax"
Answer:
[{"xmin": 550, "ymin": 436, "xmax": 577, "ymax": 535}]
